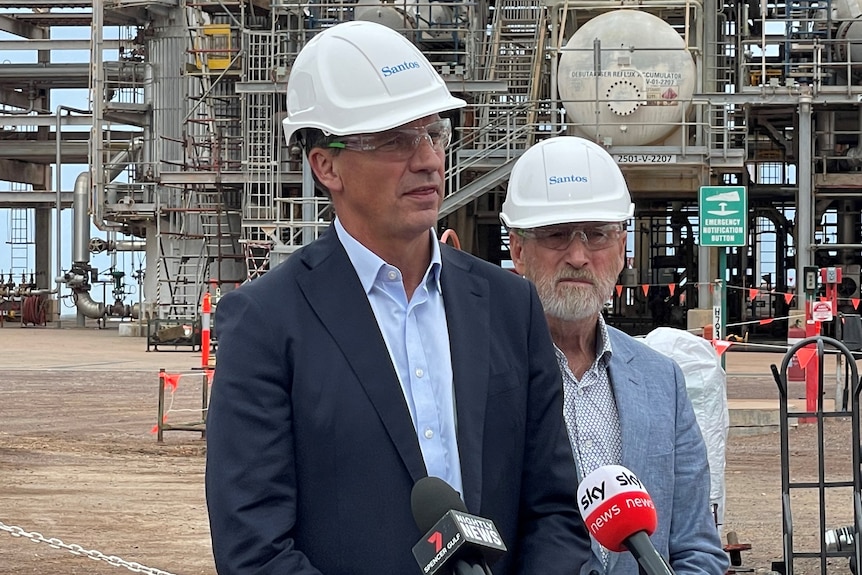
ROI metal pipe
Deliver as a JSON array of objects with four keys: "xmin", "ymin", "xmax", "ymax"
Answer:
[
  {"xmin": 812, "ymin": 243, "xmax": 862, "ymax": 250},
  {"xmin": 73, "ymin": 290, "xmax": 106, "ymax": 319},
  {"xmin": 55, "ymin": 105, "xmax": 90, "ymax": 326},
  {"xmin": 72, "ymin": 172, "xmax": 90, "ymax": 264},
  {"xmin": 113, "ymin": 240, "xmax": 146, "ymax": 251},
  {"xmin": 546, "ymin": 0, "xmax": 702, "ymax": 9},
  {"xmin": 56, "ymin": 108, "xmax": 61, "ymax": 327},
  {"xmin": 88, "ymin": 237, "xmax": 146, "ymax": 253},
  {"xmin": 797, "ymin": 90, "xmax": 814, "ymax": 312},
  {"xmin": 5, "ymin": 83, "xmax": 37, "ymax": 115},
  {"xmin": 89, "ymin": 0, "xmax": 124, "ymax": 234}
]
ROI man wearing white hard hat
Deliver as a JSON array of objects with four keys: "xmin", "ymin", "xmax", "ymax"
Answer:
[
  {"xmin": 501, "ymin": 136, "xmax": 728, "ymax": 575},
  {"xmin": 206, "ymin": 22, "xmax": 591, "ymax": 575}
]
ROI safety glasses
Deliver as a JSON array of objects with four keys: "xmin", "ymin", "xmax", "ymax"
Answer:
[
  {"xmin": 517, "ymin": 223, "xmax": 625, "ymax": 251},
  {"xmin": 326, "ymin": 118, "xmax": 452, "ymax": 160}
]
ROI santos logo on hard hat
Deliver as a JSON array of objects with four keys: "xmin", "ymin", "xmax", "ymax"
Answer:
[
  {"xmin": 381, "ymin": 61, "xmax": 422, "ymax": 77},
  {"xmin": 499, "ymin": 137, "xmax": 634, "ymax": 229},
  {"xmin": 548, "ymin": 175, "xmax": 589, "ymax": 185}
]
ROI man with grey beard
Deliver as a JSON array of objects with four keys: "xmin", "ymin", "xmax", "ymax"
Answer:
[{"xmin": 500, "ymin": 136, "xmax": 728, "ymax": 575}]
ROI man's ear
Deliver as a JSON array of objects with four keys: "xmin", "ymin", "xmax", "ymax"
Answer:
[
  {"xmin": 509, "ymin": 232, "xmax": 526, "ymax": 275},
  {"xmin": 307, "ymin": 148, "xmax": 343, "ymax": 195}
]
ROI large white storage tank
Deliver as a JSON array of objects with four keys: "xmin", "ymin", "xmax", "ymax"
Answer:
[
  {"xmin": 558, "ymin": 10, "xmax": 697, "ymax": 147},
  {"xmin": 354, "ymin": 0, "xmax": 461, "ymax": 44},
  {"xmin": 833, "ymin": 0, "xmax": 862, "ymax": 72}
]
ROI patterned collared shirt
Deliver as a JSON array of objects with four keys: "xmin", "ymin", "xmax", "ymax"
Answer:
[
  {"xmin": 557, "ymin": 316, "xmax": 623, "ymax": 567},
  {"xmin": 556, "ymin": 316, "xmax": 623, "ymax": 479}
]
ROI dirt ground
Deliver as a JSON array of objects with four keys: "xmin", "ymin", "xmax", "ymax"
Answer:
[{"xmin": 1, "ymin": 326, "xmax": 859, "ymax": 575}]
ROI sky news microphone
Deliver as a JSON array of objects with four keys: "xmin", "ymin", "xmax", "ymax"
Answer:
[
  {"xmin": 410, "ymin": 476, "xmax": 507, "ymax": 575},
  {"xmin": 576, "ymin": 464, "xmax": 675, "ymax": 575}
]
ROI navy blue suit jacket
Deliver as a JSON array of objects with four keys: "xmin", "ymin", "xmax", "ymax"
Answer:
[{"xmin": 205, "ymin": 227, "xmax": 591, "ymax": 575}]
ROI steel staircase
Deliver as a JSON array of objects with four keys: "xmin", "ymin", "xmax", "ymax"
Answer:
[{"xmin": 442, "ymin": 0, "xmax": 549, "ymax": 217}]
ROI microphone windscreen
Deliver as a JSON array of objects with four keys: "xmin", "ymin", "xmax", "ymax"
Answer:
[
  {"xmin": 411, "ymin": 476, "xmax": 468, "ymax": 533},
  {"xmin": 576, "ymin": 465, "xmax": 658, "ymax": 552}
]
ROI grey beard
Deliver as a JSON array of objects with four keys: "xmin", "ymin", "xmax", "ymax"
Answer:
[{"xmin": 531, "ymin": 272, "xmax": 615, "ymax": 322}]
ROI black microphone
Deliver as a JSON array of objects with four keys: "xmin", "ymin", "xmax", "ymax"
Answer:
[
  {"xmin": 576, "ymin": 464, "xmax": 675, "ymax": 575},
  {"xmin": 410, "ymin": 476, "xmax": 507, "ymax": 575}
]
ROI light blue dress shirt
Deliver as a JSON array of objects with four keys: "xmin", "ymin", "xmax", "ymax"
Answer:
[{"xmin": 335, "ymin": 219, "xmax": 463, "ymax": 496}]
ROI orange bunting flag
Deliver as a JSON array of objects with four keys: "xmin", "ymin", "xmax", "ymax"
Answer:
[
  {"xmin": 796, "ymin": 347, "xmax": 817, "ymax": 369},
  {"xmin": 749, "ymin": 288, "xmax": 758, "ymax": 301},
  {"xmin": 853, "ymin": 298, "xmax": 861, "ymax": 310},
  {"xmin": 712, "ymin": 339, "xmax": 732, "ymax": 357},
  {"xmin": 820, "ymin": 296, "xmax": 828, "ymax": 302},
  {"xmin": 206, "ymin": 369, "xmax": 215, "ymax": 385},
  {"xmin": 150, "ymin": 415, "xmax": 169, "ymax": 434},
  {"xmin": 668, "ymin": 283, "xmax": 676, "ymax": 296},
  {"xmin": 759, "ymin": 318, "xmax": 774, "ymax": 325},
  {"xmin": 784, "ymin": 292, "xmax": 794, "ymax": 305},
  {"xmin": 615, "ymin": 285, "xmax": 623, "ymax": 297},
  {"xmin": 641, "ymin": 284, "xmax": 649, "ymax": 297},
  {"xmin": 159, "ymin": 372, "xmax": 181, "ymax": 392},
  {"xmin": 708, "ymin": 283, "xmax": 714, "ymax": 294}
]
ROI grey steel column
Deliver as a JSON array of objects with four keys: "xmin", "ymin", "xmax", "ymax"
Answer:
[{"xmin": 797, "ymin": 90, "xmax": 814, "ymax": 312}]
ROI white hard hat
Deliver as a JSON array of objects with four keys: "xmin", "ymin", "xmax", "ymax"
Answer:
[
  {"xmin": 282, "ymin": 21, "xmax": 466, "ymax": 145},
  {"xmin": 500, "ymin": 136, "xmax": 634, "ymax": 229}
]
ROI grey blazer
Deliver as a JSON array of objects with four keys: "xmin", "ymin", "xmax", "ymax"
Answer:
[{"xmin": 581, "ymin": 326, "xmax": 729, "ymax": 575}]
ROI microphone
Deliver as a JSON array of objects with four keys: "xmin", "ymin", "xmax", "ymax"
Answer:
[
  {"xmin": 410, "ymin": 476, "xmax": 507, "ymax": 575},
  {"xmin": 576, "ymin": 464, "xmax": 675, "ymax": 575}
]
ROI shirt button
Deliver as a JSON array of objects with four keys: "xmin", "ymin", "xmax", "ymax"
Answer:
[
  {"xmin": 577, "ymin": 389, "xmax": 585, "ymax": 396},
  {"xmin": 387, "ymin": 270, "xmax": 398, "ymax": 280},
  {"xmin": 424, "ymin": 428, "xmax": 434, "ymax": 439},
  {"xmin": 415, "ymin": 368, "xmax": 424, "ymax": 378},
  {"xmin": 583, "ymin": 440, "xmax": 593, "ymax": 449}
]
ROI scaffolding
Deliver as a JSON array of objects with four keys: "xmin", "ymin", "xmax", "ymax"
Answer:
[{"xmin": 2, "ymin": 0, "xmax": 862, "ymax": 331}]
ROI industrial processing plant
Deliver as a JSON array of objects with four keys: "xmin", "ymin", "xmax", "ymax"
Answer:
[{"xmin": 2, "ymin": 0, "xmax": 862, "ymax": 339}]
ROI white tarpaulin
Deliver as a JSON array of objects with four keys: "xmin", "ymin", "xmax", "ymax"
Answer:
[{"xmin": 642, "ymin": 327, "xmax": 729, "ymax": 531}]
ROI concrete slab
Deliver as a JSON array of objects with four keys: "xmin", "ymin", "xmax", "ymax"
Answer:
[
  {"xmin": 118, "ymin": 322, "xmax": 146, "ymax": 337},
  {"xmin": 727, "ymin": 399, "xmax": 796, "ymax": 437}
]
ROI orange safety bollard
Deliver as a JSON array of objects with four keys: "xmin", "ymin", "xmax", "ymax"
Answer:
[
  {"xmin": 201, "ymin": 292, "xmax": 212, "ymax": 368},
  {"xmin": 802, "ymin": 319, "xmax": 821, "ymax": 423}
]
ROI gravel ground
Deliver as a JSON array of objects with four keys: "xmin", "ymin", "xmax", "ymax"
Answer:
[{"xmin": 1, "ymin": 342, "xmax": 859, "ymax": 575}]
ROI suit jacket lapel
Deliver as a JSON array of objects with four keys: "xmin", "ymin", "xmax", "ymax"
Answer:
[
  {"xmin": 296, "ymin": 229, "xmax": 428, "ymax": 484},
  {"xmin": 607, "ymin": 331, "xmax": 650, "ymax": 477},
  {"xmin": 440, "ymin": 246, "xmax": 489, "ymax": 512},
  {"xmin": 606, "ymin": 331, "xmax": 650, "ymax": 574}
]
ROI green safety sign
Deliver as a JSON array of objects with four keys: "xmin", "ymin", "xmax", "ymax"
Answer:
[{"xmin": 699, "ymin": 186, "xmax": 747, "ymax": 247}]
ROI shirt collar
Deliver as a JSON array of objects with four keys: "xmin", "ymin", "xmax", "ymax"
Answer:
[
  {"xmin": 595, "ymin": 315, "xmax": 614, "ymax": 366},
  {"xmin": 334, "ymin": 217, "xmax": 442, "ymax": 295},
  {"xmin": 554, "ymin": 315, "xmax": 614, "ymax": 370}
]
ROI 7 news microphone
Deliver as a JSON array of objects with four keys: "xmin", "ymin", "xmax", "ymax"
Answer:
[
  {"xmin": 410, "ymin": 476, "xmax": 507, "ymax": 575},
  {"xmin": 576, "ymin": 464, "xmax": 676, "ymax": 575}
]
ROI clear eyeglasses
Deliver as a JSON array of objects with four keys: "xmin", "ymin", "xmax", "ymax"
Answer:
[
  {"xmin": 326, "ymin": 118, "xmax": 452, "ymax": 160},
  {"xmin": 517, "ymin": 223, "xmax": 625, "ymax": 251}
]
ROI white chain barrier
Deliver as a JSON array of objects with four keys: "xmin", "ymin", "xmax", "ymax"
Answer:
[{"xmin": 0, "ymin": 520, "xmax": 180, "ymax": 575}]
